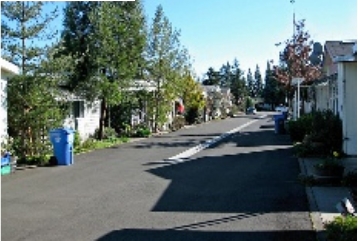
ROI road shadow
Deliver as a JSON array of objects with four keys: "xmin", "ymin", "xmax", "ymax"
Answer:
[
  {"xmin": 145, "ymin": 126, "xmax": 304, "ymax": 213},
  {"xmin": 147, "ymin": 150, "xmax": 305, "ymax": 213},
  {"xmin": 96, "ymin": 229, "xmax": 317, "ymax": 241}
]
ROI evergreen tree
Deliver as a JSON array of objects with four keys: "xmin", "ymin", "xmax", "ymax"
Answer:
[
  {"xmin": 229, "ymin": 58, "xmax": 247, "ymax": 105},
  {"xmin": 263, "ymin": 61, "xmax": 285, "ymax": 109},
  {"xmin": 202, "ymin": 67, "xmax": 220, "ymax": 85},
  {"xmin": 219, "ymin": 62, "xmax": 231, "ymax": 87},
  {"xmin": 254, "ymin": 64, "xmax": 263, "ymax": 98},
  {"xmin": 246, "ymin": 68, "xmax": 255, "ymax": 98},
  {"xmin": 60, "ymin": 1, "xmax": 99, "ymax": 91},
  {"xmin": 61, "ymin": 1, "xmax": 147, "ymax": 139},
  {"xmin": 1, "ymin": 2, "xmax": 65, "ymax": 158},
  {"xmin": 146, "ymin": 5, "xmax": 190, "ymax": 132}
]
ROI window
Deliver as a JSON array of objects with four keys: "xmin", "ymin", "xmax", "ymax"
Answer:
[{"xmin": 73, "ymin": 101, "xmax": 85, "ymax": 118}]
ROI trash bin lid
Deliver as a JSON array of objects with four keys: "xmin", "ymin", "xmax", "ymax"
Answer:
[
  {"xmin": 62, "ymin": 128, "xmax": 75, "ymax": 134},
  {"xmin": 50, "ymin": 128, "xmax": 75, "ymax": 134}
]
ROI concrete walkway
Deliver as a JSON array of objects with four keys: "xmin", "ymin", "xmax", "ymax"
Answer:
[{"xmin": 299, "ymin": 157, "xmax": 357, "ymax": 241}]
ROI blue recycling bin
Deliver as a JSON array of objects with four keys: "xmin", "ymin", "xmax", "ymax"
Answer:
[
  {"xmin": 282, "ymin": 111, "xmax": 288, "ymax": 120},
  {"xmin": 1, "ymin": 152, "xmax": 10, "ymax": 166},
  {"xmin": 49, "ymin": 128, "xmax": 75, "ymax": 166},
  {"xmin": 274, "ymin": 114, "xmax": 285, "ymax": 134}
]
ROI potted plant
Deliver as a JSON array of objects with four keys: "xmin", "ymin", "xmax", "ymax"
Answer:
[{"xmin": 313, "ymin": 151, "xmax": 344, "ymax": 177}]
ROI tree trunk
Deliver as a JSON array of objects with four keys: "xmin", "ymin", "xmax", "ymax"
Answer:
[{"xmin": 98, "ymin": 98, "xmax": 107, "ymax": 140}]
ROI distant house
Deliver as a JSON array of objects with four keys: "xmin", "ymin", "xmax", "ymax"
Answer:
[
  {"xmin": 0, "ymin": 58, "xmax": 19, "ymax": 147},
  {"xmin": 220, "ymin": 87, "xmax": 233, "ymax": 114},
  {"xmin": 201, "ymin": 85, "xmax": 222, "ymax": 119},
  {"xmin": 201, "ymin": 85, "xmax": 233, "ymax": 119},
  {"xmin": 126, "ymin": 79, "xmax": 181, "ymax": 132},
  {"xmin": 58, "ymin": 90, "xmax": 101, "ymax": 142},
  {"xmin": 313, "ymin": 40, "xmax": 356, "ymax": 113}
]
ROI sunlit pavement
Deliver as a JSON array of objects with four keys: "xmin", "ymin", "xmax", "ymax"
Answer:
[{"xmin": 1, "ymin": 113, "xmax": 316, "ymax": 241}]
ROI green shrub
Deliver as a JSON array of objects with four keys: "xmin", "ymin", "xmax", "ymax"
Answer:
[
  {"xmin": 288, "ymin": 110, "xmax": 343, "ymax": 155},
  {"xmin": 185, "ymin": 107, "xmax": 199, "ymax": 125},
  {"xmin": 325, "ymin": 215, "xmax": 357, "ymax": 241},
  {"xmin": 81, "ymin": 138, "xmax": 97, "ymax": 150},
  {"xmin": 94, "ymin": 127, "xmax": 118, "ymax": 140},
  {"xmin": 293, "ymin": 142, "xmax": 313, "ymax": 157},
  {"xmin": 172, "ymin": 115, "xmax": 186, "ymax": 131},
  {"xmin": 287, "ymin": 114, "xmax": 313, "ymax": 142},
  {"xmin": 74, "ymin": 131, "xmax": 81, "ymax": 148},
  {"xmin": 135, "ymin": 128, "xmax": 151, "ymax": 137},
  {"xmin": 310, "ymin": 110, "xmax": 343, "ymax": 153},
  {"xmin": 132, "ymin": 123, "xmax": 151, "ymax": 137},
  {"xmin": 17, "ymin": 154, "xmax": 51, "ymax": 166}
]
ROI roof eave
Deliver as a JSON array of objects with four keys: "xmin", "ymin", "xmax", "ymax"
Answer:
[
  {"xmin": 333, "ymin": 55, "xmax": 357, "ymax": 63},
  {"xmin": 0, "ymin": 58, "xmax": 20, "ymax": 75}
]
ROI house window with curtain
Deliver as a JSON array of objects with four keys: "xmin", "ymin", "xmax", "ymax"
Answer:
[{"xmin": 73, "ymin": 101, "xmax": 85, "ymax": 118}]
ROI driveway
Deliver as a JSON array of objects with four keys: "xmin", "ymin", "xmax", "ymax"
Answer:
[{"xmin": 1, "ymin": 113, "xmax": 315, "ymax": 241}]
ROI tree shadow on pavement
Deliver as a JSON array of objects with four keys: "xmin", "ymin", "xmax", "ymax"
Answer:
[
  {"xmin": 146, "ymin": 148, "xmax": 305, "ymax": 213},
  {"xmin": 96, "ymin": 229, "xmax": 316, "ymax": 241}
]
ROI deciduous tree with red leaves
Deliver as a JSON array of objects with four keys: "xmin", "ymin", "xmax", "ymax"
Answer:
[
  {"xmin": 273, "ymin": 19, "xmax": 322, "ymax": 110},
  {"xmin": 275, "ymin": 20, "xmax": 322, "ymax": 86}
]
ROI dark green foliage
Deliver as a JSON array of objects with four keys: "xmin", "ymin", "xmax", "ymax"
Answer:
[
  {"xmin": 185, "ymin": 107, "xmax": 199, "ymax": 125},
  {"xmin": 230, "ymin": 59, "xmax": 247, "ymax": 106},
  {"xmin": 293, "ymin": 142, "xmax": 314, "ymax": 157},
  {"xmin": 171, "ymin": 116, "xmax": 185, "ymax": 131},
  {"xmin": 325, "ymin": 216, "xmax": 357, "ymax": 241},
  {"xmin": 60, "ymin": 1, "xmax": 99, "ymax": 91},
  {"xmin": 289, "ymin": 110, "xmax": 343, "ymax": 156},
  {"xmin": 246, "ymin": 68, "xmax": 255, "ymax": 98},
  {"xmin": 108, "ymin": 103, "xmax": 132, "ymax": 136},
  {"xmin": 287, "ymin": 114, "xmax": 314, "ymax": 142},
  {"xmin": 263, "ymin": 61, "xmax": 286, "ymax": 107},
  {"xmin": 202, "ymin": 67, "xmax": 221, "ymax": 86},
  {"xmin": 342, "ymin": 171, "xmax": 357, "ymax": 188},
  {"xmin": 254, "ymin": 64, "xmax": 263, "ymax": 98},
  {"xmin": 310, "ymin": 110, "xmax": 343, "ymax": 153},
  {"xmin": 133, "ymin": 124, "xmax": 151, "ymax": 138}
]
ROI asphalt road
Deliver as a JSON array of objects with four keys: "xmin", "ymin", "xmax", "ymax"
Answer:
[{"xmin": 1, "ymin": 112, "xmax": 316, "ymax": 241}]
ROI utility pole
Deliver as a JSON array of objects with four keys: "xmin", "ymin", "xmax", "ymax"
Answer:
[{"xmin": 290, "ymin": 0, "xmax": 296, "ymax": 115}]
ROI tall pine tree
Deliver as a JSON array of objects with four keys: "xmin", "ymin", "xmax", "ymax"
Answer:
[
  {"xmin": 230, "ymin": 58, "xmax": 247, "ymax": 105},
  {"xmin": 246, "ymin": 68, "xmax": 255, "ymax": 98},
  {"xmin": 1, "ymin": 2, "xmax": 65, "ymax": 158},
  {"xmin": 254, "ymin": 64, "xmax": 263, "ymax": 98}
]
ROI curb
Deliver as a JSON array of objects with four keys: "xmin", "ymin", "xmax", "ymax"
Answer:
[{"xmin": 298, "ymin": 158, "xmax": 326, "ymax": 241}]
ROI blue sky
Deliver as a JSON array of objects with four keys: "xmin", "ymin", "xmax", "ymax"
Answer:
[
  {"xmin": 48, "ymin": 0, "xmax": 357, "ymax": 79},
  {"xmin": 143, "ymin": 0, "xmax": 357, "ymax": 79}
]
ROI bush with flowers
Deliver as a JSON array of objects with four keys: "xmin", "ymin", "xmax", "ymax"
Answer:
[{"xmin": 314, "ymin": 151, "xmax": 344, "ymax": 177}]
